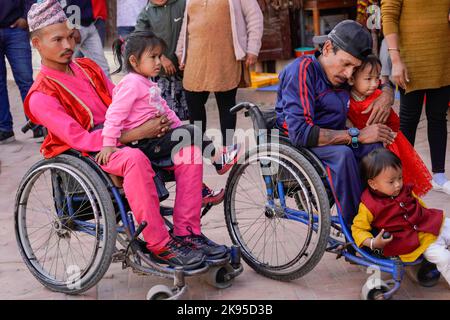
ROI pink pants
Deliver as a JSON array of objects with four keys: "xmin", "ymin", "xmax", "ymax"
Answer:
[{"xmin": 100, "ymin": 145, "xmax": 202, "ymax": 251}]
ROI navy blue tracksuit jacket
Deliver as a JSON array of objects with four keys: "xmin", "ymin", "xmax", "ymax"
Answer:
[{"xmin": 275, "ymin": 52, "xmax": 382, "ymax": 225}]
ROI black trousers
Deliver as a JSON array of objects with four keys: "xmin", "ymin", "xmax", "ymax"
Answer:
[
  {"xmin": 399, "ymin": 85, "xmax": 450, "ymax": 173},
  {"xmin": 129, "ymin": 124, "xmax": 215, "ymax": 164},
  {"xmin": 185, "ymin": 88, "xmax": 238, "ymax": 147}
]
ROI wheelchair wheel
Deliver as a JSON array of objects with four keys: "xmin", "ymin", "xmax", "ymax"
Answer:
[
  {"xmin": 224, "ymin": 143, "xmax": 331, "ymax": 281},
  {"xmin": 146, "ymin": 284, "xmax": 175, "ymax": 300},
  {"xmin": 15, "ymin": 155, "xmax": 117, "ymax": 294}
]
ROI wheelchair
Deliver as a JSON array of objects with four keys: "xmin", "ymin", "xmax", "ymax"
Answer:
[
  {"xmin": 223, "ymin": 102, "xmax": 441, "ymax": 300},
  {"xmin": 14, "ymin": 146, "xmax": 243, "ymax": 300}
]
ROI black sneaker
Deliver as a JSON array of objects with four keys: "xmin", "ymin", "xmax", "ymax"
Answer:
[
  {"xmin": 178, "ymin": 228, "xmax": 229, "ymax": 260},
  {"xmin": 32, "ymin": 126, "xmax": 45, "ymax": 139},
  {"xmin": 0, "ymin": 131, "xmax": 15, "ymax": 144},
  {"xmin": 151, "ymin": 237, "xmax": 205, "ymax": 270}
]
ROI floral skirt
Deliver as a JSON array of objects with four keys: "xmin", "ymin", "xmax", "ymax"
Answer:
[{"xmin": 156, "ymin": 75, "xmax": 190, "ymax": 121}]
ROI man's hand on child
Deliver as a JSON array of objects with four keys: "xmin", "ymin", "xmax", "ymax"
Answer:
[
  {"xmin": 140, "ymin": 113, "xmax": 173, "ymax": 139},
  {"xmin": 161, "ymin": 55, "xmax": 177, "ymax": 76},
  {"xmin": 363, "ymin": 89, "xmax": 394, "ymax": 125},
  {"xmin": 373, "ymin": 229, "xmax": 393, "ymax": 249},
  {"xmin": 359, "ymin": 124, "xmax": 396, "ymax": 145},
  {"xmin": 95, "ymin": 146, "xmax": 118, "ymax": 165}
]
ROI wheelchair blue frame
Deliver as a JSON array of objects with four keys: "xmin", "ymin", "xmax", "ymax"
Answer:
[{"xmin": 230, "ymin": 102, "xmax": 437, "ymax": 299}]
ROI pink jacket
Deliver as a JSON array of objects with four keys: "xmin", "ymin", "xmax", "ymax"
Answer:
[
  {"xmin": 176, "ymin": 0, "xmax": 264, "ymax": 64},
  {"xmin": 102, "ymin": 72, "xmax": 181, "ymax": 146}
]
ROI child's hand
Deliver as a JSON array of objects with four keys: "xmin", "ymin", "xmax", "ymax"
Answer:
[
  {"xmin": 372, "ymin": 229, "xmax": 393, "ymax": 249},
  {"xmin": 95, "ymin": 146, "xmax": 118, "ymax": 166},
  {"xmin": 161, "ymin": 55, "xmax": 176, "ymax": 76}
]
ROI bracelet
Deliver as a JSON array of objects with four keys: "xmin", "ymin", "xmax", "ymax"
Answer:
[
  {"xmin": 387, "ymin": 47, "xmax": 400, "ymax": 52},
  {"xmin": 370, "ymin": 238, "xmax": 375, "ymax": 250}
]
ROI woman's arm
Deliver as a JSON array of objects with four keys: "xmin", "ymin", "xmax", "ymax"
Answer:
[
  {"xmin": 240, "ymin": 0, "xmax": 264, "ymax": 57},
  {"xmin": 381, "ymin": 0, "xmax": 409, "ymax": 90}
]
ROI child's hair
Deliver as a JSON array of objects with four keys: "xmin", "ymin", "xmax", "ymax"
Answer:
[
  {"xmin": 111, "ymin": 30, "xmax": 167, "ymax": 75},
  {"xmin": 356, "ymin": 54, "xmax": 381, "ymax": 76},
  {"xmin": 360, "ymin": 148, "xmax": 402, "ymax": 183}
]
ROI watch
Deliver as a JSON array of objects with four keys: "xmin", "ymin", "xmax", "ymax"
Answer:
[{"xmin": 347, "ymin": 127, "xmax": 360, "ymax": 148}]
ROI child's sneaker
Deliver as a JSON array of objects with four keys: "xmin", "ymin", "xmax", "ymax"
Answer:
[
  {"xmin": 177, "ymin": 229, "xmax": 228, "ymax": 260},
  {"xmin": 202, "ymin": 183, "xmax": 224, "ymax": 207},
  {"xmin": 213, "ymin": 143, "xmax": 242, "ymax": 175},
  {"xmin": 151, "ymin": 237, "xmax": 205, "ymax": 270}
]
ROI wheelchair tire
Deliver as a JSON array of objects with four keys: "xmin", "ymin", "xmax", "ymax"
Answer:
[
  {"xmin": 15, "ymin": 155, "xmax": 117, "ymax": 294},
  {"xmin": 224, "ymin": 143, "xmax": 331, "ymax": 281}
]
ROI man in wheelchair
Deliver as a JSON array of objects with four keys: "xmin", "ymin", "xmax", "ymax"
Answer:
[
  {"xmin": 23, "ymin": 0, "xmax": 227, "ymax": 270},
  {"xmin": 274, "ymin": 20, "xmax": 396, "ymax": 225}
]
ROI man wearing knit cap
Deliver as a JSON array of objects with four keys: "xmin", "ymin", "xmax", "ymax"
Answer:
[{"xmin": 24, "ymin": 0, "xmax": 210, "ymax": 270}]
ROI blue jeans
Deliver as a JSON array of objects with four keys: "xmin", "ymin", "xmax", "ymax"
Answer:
[
  {"xmin": 117, "ymin": 26, "xmax": 135, "ymax": 39},
  {"xmin": 0, "ymin": 27, "xmax": 33, "ymax": 132}
]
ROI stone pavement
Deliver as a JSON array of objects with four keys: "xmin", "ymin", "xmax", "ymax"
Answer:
[{"xmin": 1, "ymin": 52, "xmax": 450, "ymax": 300}]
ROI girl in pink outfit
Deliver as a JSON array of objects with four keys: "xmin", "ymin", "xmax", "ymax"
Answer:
[
  {"xmin": 95, "ymin": 31, "xmax": 241, "ymax": 265},
  {"xmin": 97, "ymin": 31, "xmax": 242, "ymax": 207}
]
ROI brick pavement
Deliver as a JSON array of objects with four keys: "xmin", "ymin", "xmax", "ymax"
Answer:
[{"xmin": 1, "ymin": 53, "xmax": 450, "ymax": 300}]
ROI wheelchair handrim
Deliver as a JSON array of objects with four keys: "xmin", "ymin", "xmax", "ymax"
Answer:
[
  {"xmin": 15, "ymin": 164, "xmax": 107, "ymax": 288},
  {"xmin": 226, "ymin": 151, "xmax": 324, "ymax": 272}
]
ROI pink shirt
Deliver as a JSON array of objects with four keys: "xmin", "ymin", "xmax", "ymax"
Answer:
[
  {"xmin": 28, "ymin": 62, "xmax": 115, "ymax": 152},
  {"xmin": 102, "ymin": 72, "xmax": 181, "ymax": 146}
]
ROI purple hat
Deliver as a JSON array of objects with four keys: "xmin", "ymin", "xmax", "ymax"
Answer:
[{"xmin": 28, "ymin": 0, "xmax": 68, "ymax": 33}]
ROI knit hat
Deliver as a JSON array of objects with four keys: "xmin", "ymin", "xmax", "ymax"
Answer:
[{"xmin": 28, "ymin": 0, "xmax": 68, "ymax": 33}]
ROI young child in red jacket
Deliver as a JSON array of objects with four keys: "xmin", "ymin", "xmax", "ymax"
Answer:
[
  {"xmin": 347, "ymin": 54, "xmax": 432, "ymax": 197},
  {"xmin": 351, "ymin": 148, "xmax": 450, "ymax": 286}
]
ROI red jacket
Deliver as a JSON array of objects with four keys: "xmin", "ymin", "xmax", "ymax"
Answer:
[
  {"xmin": 24, "ymin": 58, "xmax": 112, "ymax": 158},
  {"xmin": 91, "ymin": 0, "xmax": 107, "ymax": 20},
  {"xmin": 361, "ymin": 184, "xmax": 443, "ymax": 257}
]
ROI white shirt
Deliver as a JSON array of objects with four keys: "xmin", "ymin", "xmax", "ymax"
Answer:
[{"xmin": 116, "ymin": 0, "xmax": 148, "ymax": 27}]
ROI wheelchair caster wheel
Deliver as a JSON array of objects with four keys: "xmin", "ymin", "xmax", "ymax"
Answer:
[
  {"xmin": 204, "ymin": 264, "xmax": 235, "ymax": 289},
  {"xmin": 146, "ymin": 285, "xmax": 175, "ymax": 300},
  {"xmin": 405, "ymin": 261, "xmax": 441, "ymax": 288},
  {"xmin": 361, "ymin": 280, "xmax": 390, "ymax": 300}
]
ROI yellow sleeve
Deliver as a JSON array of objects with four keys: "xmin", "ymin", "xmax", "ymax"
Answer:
[
  {"xmin": 381, "ymin": 0, "xmax": 403, "ymax": 36},
  {"xmin": 411, "ymin": 191, "xmax": 427, "ymax": 208},
  {"xmin": 351, "ymin": 202, "xmax": 375, "ymax": 248}
]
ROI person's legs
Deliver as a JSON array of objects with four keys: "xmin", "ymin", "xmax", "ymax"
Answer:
[
  {"xmin": 425, "ymin": 86, "xmax": 450, "ymax": 174},
  {"xmin": 117, "ymin": 26, "xmax": 135, "ymax": 39},
  {"xmin": 167, "ymin": 145, "xmax": 203, "ymax": 236},
  {"xmin": 309, "ymin": 143, "xmax": 382, "ymax": 225},
  {"xmin": 0, "ymin": 29, "xmax": 13, "ymax": 136},
  {"xmin": 100, "ymin": 147, "xmax": 168, "ymax": 250},
  {"xmin": 157, "ymin": 75, "xmax": 190, "ymax": 121},
  {"xmin": 167, "ymin": 145, "xmax": 228, "ymax": 258},
  {"xmin": 101, "ymin": 147, "xmax": 205, "ymax": 269},
  {"xmin": 214, "ymin": 87, "xmax": 238, "ymax": 147},
  {"xmin": 4, "ymin": 28, "xmax": 33, "ymax": 104},
  {"xmin": 185, "ymin": 90, "xmax": 210, "ymax": 136},
  {"xmin": 78, "ymin": 24, "xmax": 110, "ymax": 76},
  {"xmin": 94, "ymin": 19, "xmax": 106, "ymax": 47},
  {"xmin": 399, "ymin": 89, "xmax": 425, "ymax": 146},
  {"xmin": 423, "ymin": 218, "xmax": 450, "ymax": 286}
]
